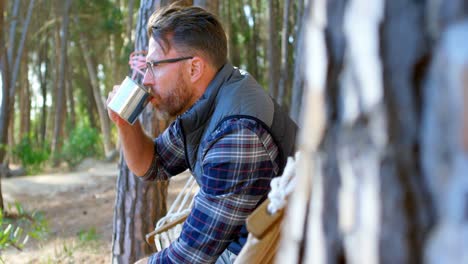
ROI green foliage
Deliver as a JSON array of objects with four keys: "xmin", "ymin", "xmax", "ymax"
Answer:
[
  {"xmin": 12, "ymin": 136, "xmax": 49, "ymax": 174},
  {"xmin": 62, "ymin": 124, "xmax": 102, "ymax": 168},
  {"xmin": 77, "ymin": 227, "xmax": 99, "ymax": 243},
  {"xmin": 0, "ymin": 202, "xmax": 49, "ymax": 252}
]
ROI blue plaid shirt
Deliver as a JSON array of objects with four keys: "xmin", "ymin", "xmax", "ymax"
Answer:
[{"xmin": 143, "ymin": 117, "xmax": 280, "ymax": 264}]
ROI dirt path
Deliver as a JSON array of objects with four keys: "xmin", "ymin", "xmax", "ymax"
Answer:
[
  {"xmin": 2, "ymin": 160, "xmax": 118, "ymax": 263},
  {"xmin": 1, "ymin": 159, "xmax": 191, "ymax": 263}
]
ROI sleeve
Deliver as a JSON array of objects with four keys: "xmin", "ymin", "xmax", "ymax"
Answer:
[
  {"xmin": 141, "ymin": 119, "xmax": 188, "ymax": 181},
  {"xmin": 148, "ymin": 119, "xmax": 279, "ymax": 263}
]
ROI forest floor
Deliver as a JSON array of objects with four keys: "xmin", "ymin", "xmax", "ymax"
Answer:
[{"xmin": 1, "ymin": 159, "xmax": 187, "ymax": 263}]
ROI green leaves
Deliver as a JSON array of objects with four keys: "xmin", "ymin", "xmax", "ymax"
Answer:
[
  {"xmin": 61, "ymin": 123, "xmax": 102, "ymax": 168},
  {"xmin": 12, "ymin": 136, "xmax": 49, "ymax": 175},
  {"xmin": 0, "ymin": 203, "xmax": 48, "ymax": 252}
]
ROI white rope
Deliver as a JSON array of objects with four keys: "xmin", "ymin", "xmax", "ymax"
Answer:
[
  {"xmin": 267, "ymin": 153, "xmax": 299, "ymax": 214},
  {"xmin": 155, "ymin": 174, "xmax": 199, "ymax": 229}
]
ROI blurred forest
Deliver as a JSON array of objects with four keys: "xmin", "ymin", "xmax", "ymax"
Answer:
[
  {"xmin": 0, "ymin": 0, "xmax": 304, "ymax": 178},
  {"xmin": 2, "ymin": 0, "xmax": 467, "ymax": 263}
]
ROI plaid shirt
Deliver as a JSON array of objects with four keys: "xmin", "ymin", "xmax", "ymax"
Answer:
[{"xmin": 143, "ymin": 117, "xmax": 280, "ymax": 264}]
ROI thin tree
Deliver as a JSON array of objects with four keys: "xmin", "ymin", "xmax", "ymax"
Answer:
[
  {"xmin": 77, "ymin": 31, "xmax": 115, "ymax": 159},
  {"xmin": 0, "ymin": 0, "xmax": 8, "ymax": 211},
  {"xmin": 51, "ymin": 0, "xmax": 72, "ymax": 165},
  {"xmin": 0, "ymin": 0, "xmax": 35, "ymax": 169},
  {"xmin": 267, "ymin": 0, "xmax": 280, "ymax": 99},
  {"xmin": 277, "ymin": 0, "xmax": 291, "ymax": 106}
]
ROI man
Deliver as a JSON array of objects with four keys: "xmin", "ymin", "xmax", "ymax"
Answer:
[{"xmin": 107, "ymin": 4, "xmax": 297, "ymax": 264}]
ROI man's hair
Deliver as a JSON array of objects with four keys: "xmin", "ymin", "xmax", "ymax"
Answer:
[{"xmin": 147, "ymin": 3, "xmax": 227, "ymax": 70}]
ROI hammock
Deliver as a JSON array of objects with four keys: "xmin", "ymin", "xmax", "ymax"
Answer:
[{"xmin": 145, "ymin": 173, "xmax": 199, "ymax": 252}]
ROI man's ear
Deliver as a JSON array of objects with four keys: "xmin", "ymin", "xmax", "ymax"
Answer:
[{"xmin": 188, "ymin": 57, "xmax": 204, "ymax": 83}]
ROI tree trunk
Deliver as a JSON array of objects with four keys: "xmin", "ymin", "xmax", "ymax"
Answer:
[
  {"xmin": 227, "ymin": 1, "xmax": 240, "ymax": 67},
  {"xmin": 267, "ymin": 0, "xmax": 280, "ymax": 99},
  {"xmin": 78, "ymin": 32, "xmax": 115, "ymax": 158},
  {"xmin": 0, "ymin": 0, "xmax": 7, "ymax": 210},
  {"xmin": 85, "ymin": 77, "xmax": 100, "ymax": 130},
  {"xmin": 277, "ymin": 0, "xmax": 291, "ymax": 106},
  {"xmin": 247, "ymin": 0, "xmax": 259, "ymax": 79},
  {"xmin": 39, "ymin": 37, "xmax": 49, "ymax": 146},
  {"xmin": 111, "ymin": 1, "xmax": 176, "ymax": 262},
  {"xmin": 289, "ymin": 0, "xmax": 306, "ymax": 124},
  {"xmin": 277, "ymin": 0, "xmax": 468, "ymax": 263},
  {"xmin": 0, "ymin": 0, "xmax": 35, "ymax": 165},
  {"xmin": 66, "ymin": 65, "xmax": 76, "ymax": 128},
  {"xmin": 51, "ymin": 0, "xmax": 72, "ymax": 165},
  {"xmin": 7, "ymin": 0, "xmax": 20, "ymax": 65},
  {"xmin": 19, "ymin": 51, "xmax": 31, "ymax": 140}
]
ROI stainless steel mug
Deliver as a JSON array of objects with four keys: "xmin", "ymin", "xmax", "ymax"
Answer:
[{"xmin": 107, "ymin": 76, "xmax": 151, "ymax": 125}]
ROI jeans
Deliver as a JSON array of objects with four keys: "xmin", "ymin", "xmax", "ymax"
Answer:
[{"xmin": 215, "ymin": 249, "xmax": 237, "ymax": 264}]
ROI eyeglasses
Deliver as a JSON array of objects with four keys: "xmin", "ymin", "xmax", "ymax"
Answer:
[{"xmin": 145, "ymin": 56, "xmax": 193, "ymax": 79}]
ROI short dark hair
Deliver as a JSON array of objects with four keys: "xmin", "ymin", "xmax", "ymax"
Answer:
[{"xmin": 147, "ymin": 3, "xmax": 227, "ymax": 70}]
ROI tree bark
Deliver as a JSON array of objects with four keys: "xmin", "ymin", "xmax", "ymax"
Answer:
[
  {"xmin": 111, "ymin": 1, "xmax": 179, "ymax": 262},
  {"xmin": 19, "ymin": 51, "xmax": 31, "ymax": 140},
  {"xmin": 51, "ymin": 0, "xmax": 72, "ymax": 165},
  {"xmin": 267, "ymin": 0, "xmax": 280, "ymax": 99},
  {"xmin": 277, "ymin": 0, "xmax": 291, "ymax": 106},
  {"xmin": 277, "ymin": 0, "xmax": 468, "ymax": 263}
]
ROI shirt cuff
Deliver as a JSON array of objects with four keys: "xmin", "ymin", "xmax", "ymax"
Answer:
[{"xmin": 140, "ymin": 148, "xmax": 159, "ymax": 181}]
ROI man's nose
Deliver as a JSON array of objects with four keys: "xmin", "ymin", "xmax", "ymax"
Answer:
[{"xmin": 142, "ymin": 70, "xmax": 153, "ymax": 86}]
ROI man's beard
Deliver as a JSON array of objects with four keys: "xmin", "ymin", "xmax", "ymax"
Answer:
[{"xmin": 153, "ymin": 72, "xmax": 191, "ymax": 119}]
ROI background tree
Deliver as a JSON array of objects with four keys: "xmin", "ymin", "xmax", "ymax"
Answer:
[
  {"xmin": 50, "ymin": 0, "xmax": 72, "ymax": 165},
  {"xmin": 277, "ymin": 0, "xmax": 468, "ymax": 263}
]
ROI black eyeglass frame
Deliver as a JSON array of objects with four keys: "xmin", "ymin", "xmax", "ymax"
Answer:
[{"xmin": 145, "ymin": 56, "xmax": 193, "ymax": 79}]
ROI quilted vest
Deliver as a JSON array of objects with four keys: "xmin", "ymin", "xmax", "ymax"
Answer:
[{"xmin": 178, "ymin": 63, "xmax": 297, "ymax": 178}]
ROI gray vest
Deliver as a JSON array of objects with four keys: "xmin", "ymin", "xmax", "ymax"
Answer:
[{"xmin": 178, "ymin": 63, "xmax": 297, "ymax": 179}]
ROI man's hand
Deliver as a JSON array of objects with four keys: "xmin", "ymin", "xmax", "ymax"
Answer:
[{"xmin": 107, "ymin": 85, "xmax": 129, "ymax": 127}]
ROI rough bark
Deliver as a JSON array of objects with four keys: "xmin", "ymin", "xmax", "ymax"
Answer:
[
  {"xmin": 421, "ymin": 19, "xmax": 468, "ymax": 264},
  {"xmin": 51, "ymin": 0, "xmax": 72, "ymax": 165},
  {"xmin": 277, "ymin": 0, "xmax": 467, "ymax": 263}
]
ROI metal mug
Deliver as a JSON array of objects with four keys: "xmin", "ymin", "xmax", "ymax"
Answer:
[{"xmin": 107, "ymin": 76, "xmax": 151, "ymax": 125}]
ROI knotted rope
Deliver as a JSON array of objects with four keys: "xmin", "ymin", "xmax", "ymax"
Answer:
[
  {"xmin": 267, "ymin": 153, "xmax": 299, "ymax": 214},
  {"xmin": 128, "ymin": 51, "xmax": 147, "ymax": 79}
]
